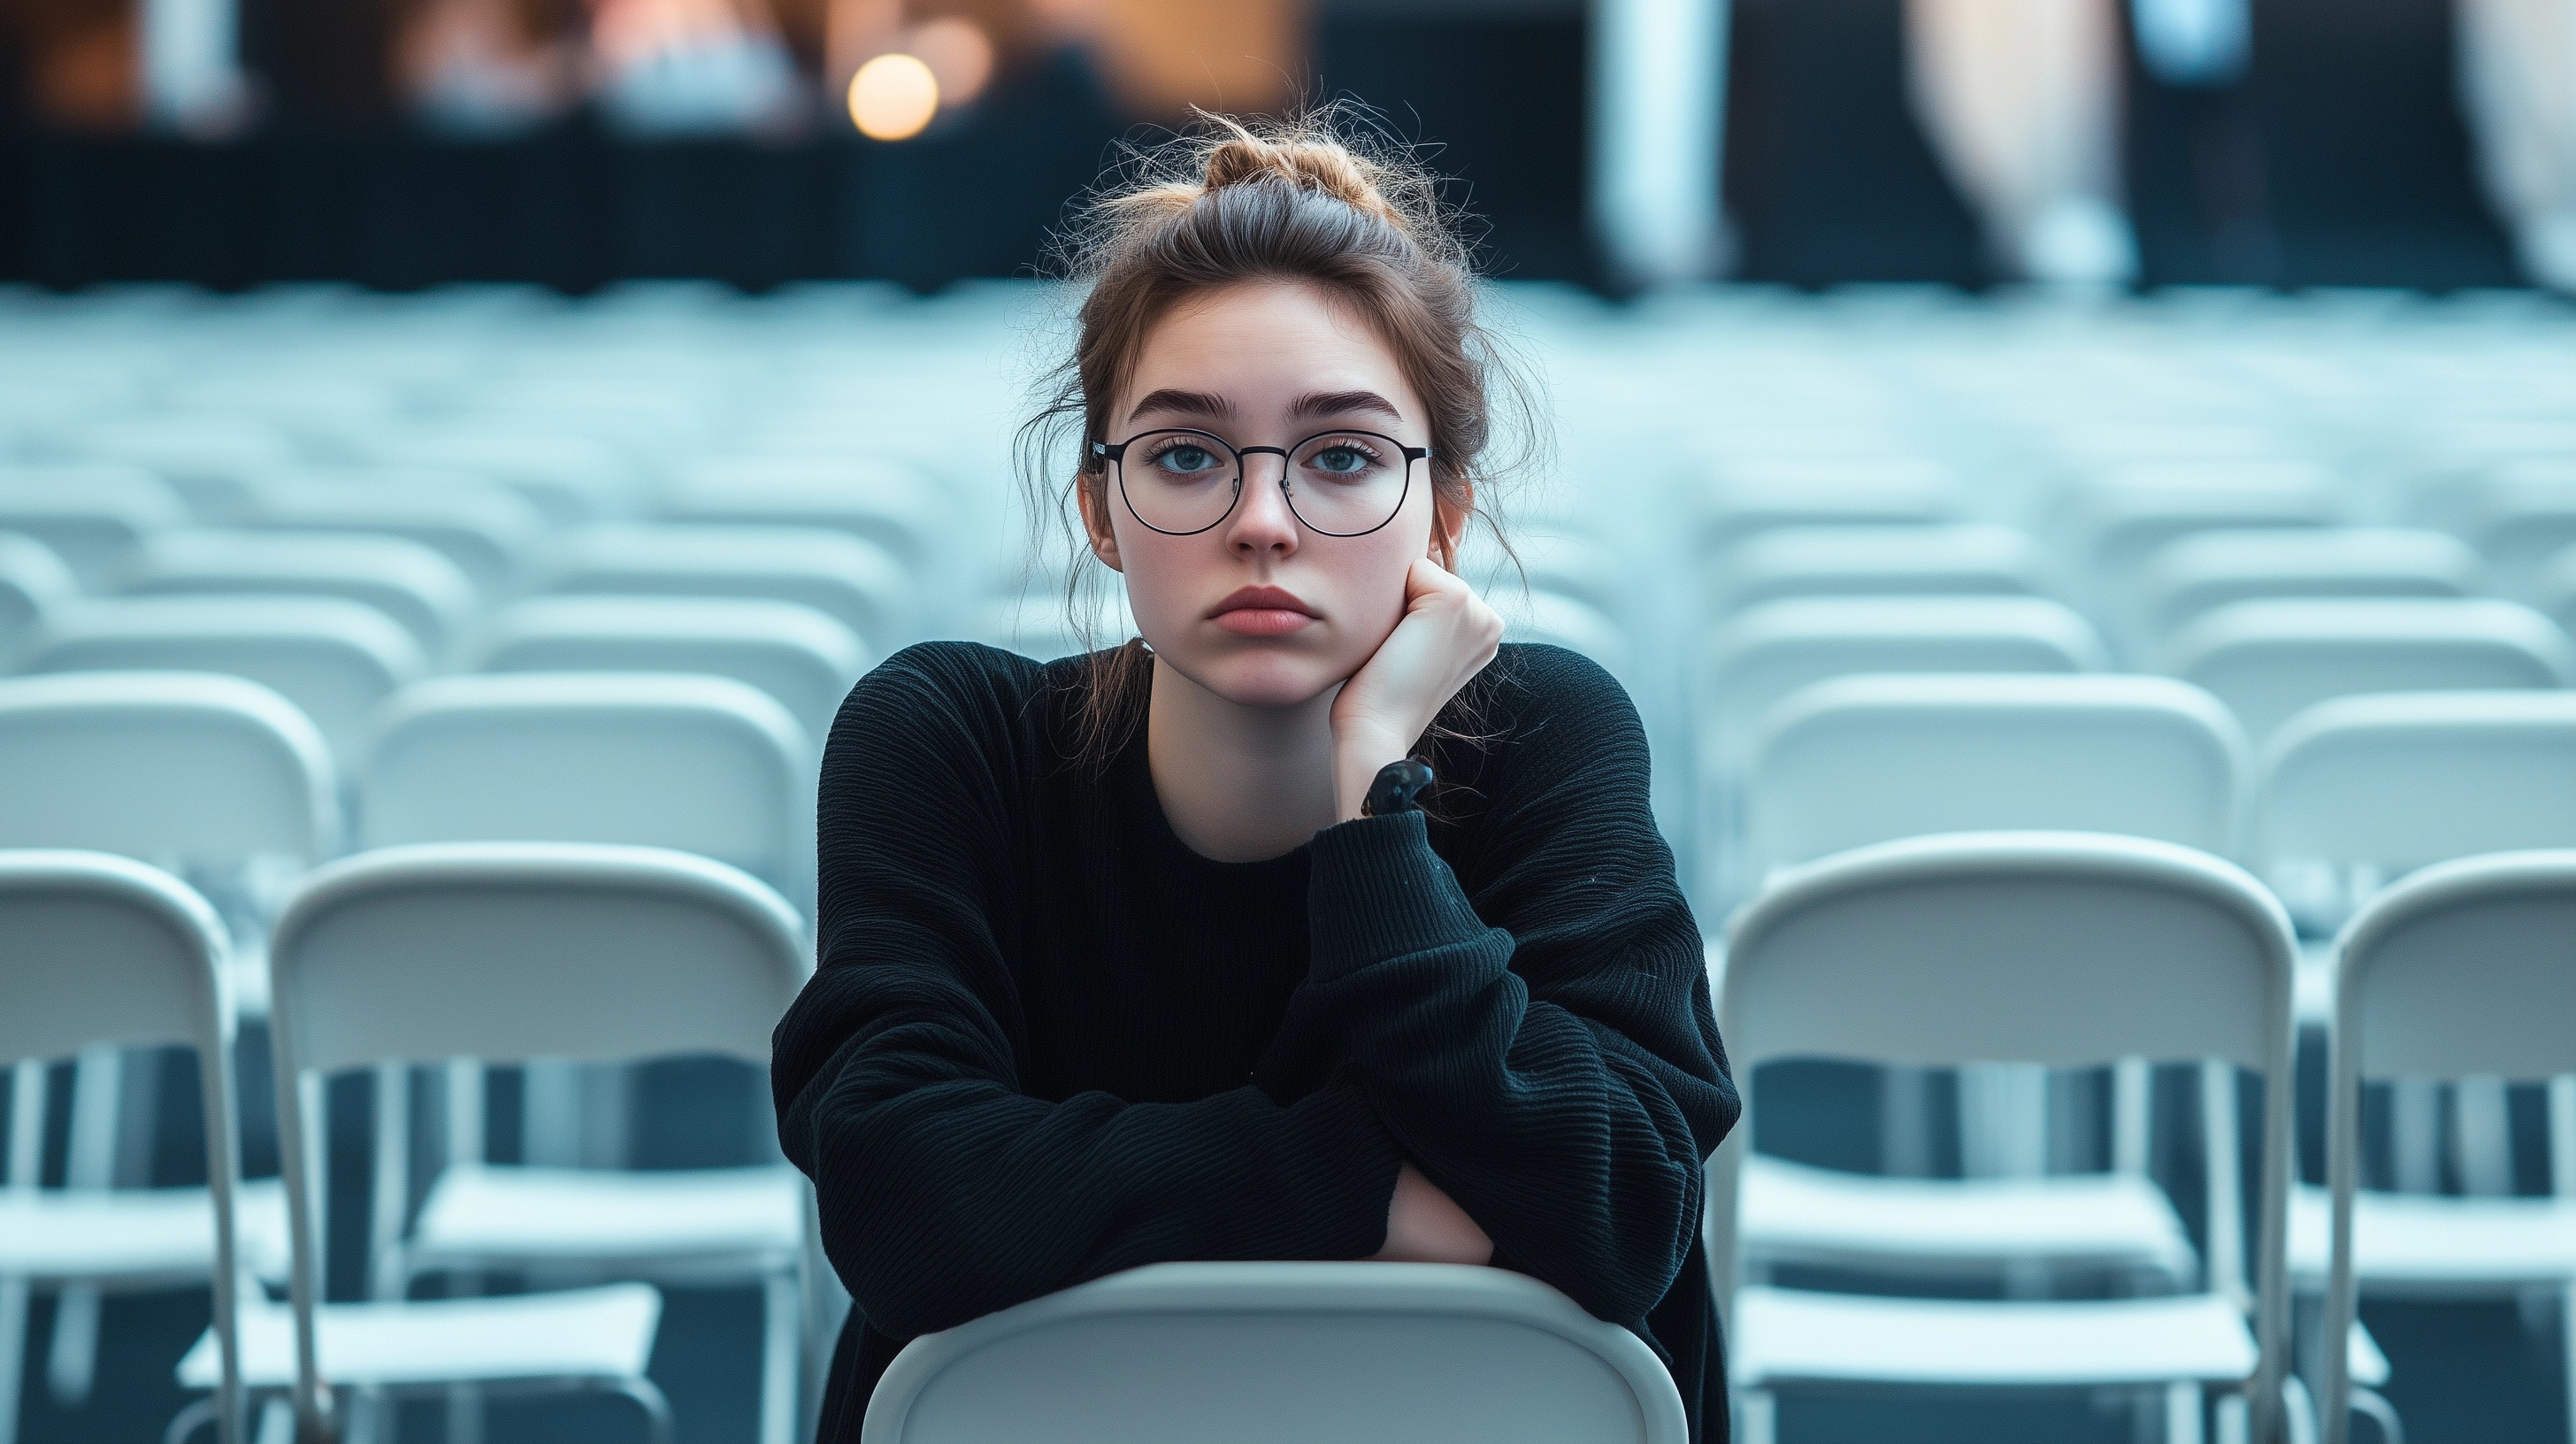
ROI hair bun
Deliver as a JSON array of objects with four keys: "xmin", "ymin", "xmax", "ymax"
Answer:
[{"xmin": 1198, "ymin": 120, "xmax": 1408, "ymax": 233}]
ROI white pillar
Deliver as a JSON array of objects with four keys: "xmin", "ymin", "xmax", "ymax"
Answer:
[
  {"xmin": 1589, "ymin": 0, "xmax": 1731, "ymax": 288},
  {"xmin": 142, "ymin": 0, "xmax": 244, "ymax": 132}
]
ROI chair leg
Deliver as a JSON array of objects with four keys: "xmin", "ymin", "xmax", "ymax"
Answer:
[
  {"xmin": 2212, "ymin": 1387, "xmax": 2247, "ymax": 1444},
  {"xmin": 608, "ymin": 1378, "xmax": 676, "ymax": 1444},
  {"xmin": 443, "ymin": 1384, "xmax": 483, "ymax": 1444},
  {"xmin": 759, "ymin": 1270, "xmax": 800, "ymax": 1444},
  {"xmin": 163, "ymin": 1394, "xmax": 218, "ymax": 1444},
  {"xmin": 2166, "ymin": 1381, "xmax": 2204, "ymax": 1444},
  {"xmin": 1735, "ymin": 1387, "xmax": 1777, "ymax": 1444},
  {"xmin": 0, "ymin": 1277, "xmax": 29, "ymax": 1444},
  {"xmin": 1, "ymin": 1058, "xmax": 42, "ymax": 1444},
  {"xmin": 2349, "ymin": 1387, "xmax": 2403, "ymax": 1444},
  {"xmin": 2281, "ymin": 1371, "xmax": 2318, "ymax": 1444},
  {"xmin": 2564, "ymin": 1284, "xmax": 2576, "ymax": 1444},
  {"xmin": 45, "ymin": 1048, "xmax": 120, "ymax": 1409}
]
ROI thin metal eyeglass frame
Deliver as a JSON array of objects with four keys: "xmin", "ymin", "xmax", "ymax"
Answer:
[{"xmin": 1090, "ymin": 426, "xmax": 1435, "ymax": 538}]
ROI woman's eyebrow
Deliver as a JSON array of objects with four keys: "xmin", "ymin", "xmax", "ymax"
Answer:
[
  {"xmin": 1127, "ymin": 388, "xmax": 1234, "ymax": 423},
  {"xmin": 1288, "ymin": 389, "xmax": 1406, "ymax": 424}
]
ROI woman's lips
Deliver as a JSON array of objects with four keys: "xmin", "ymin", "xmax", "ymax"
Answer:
[{"xmin": 1212, "ymin": 608, "xmax": 1315, "ymax": 637}]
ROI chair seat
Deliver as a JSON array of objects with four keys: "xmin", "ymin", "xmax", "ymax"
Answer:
[
  {"xmin": 409, "ymin": 1164, "xmax": 803, "ymax": 1269},
  {"xmin": 176, "ymin": 1283, "xmax": 662, "ymax": 1390},
  {"xmin": 2288, "ymin": 1185, "xmax": 2576, "ymax": 1294},
  {"xmin": 1744, "ymin": 1156, "xmax": 2196, "ymax": 1280},
  {"xmin": 0, "ymin": 1179, "xmax": 286, "ymax": 1283},
  {"xmin": 1732, "ymin": 1286, "xmax": 2257, "ymax": 1388}
]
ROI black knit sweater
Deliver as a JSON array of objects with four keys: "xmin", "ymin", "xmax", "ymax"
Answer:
[{"xmin": 771, "ymin": 640, "xmax": 1738, "ymax": 1441}]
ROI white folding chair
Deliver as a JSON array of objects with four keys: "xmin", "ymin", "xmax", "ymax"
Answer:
[
  {"xmin": 176, "ymin": 842, "xmax": 812, "ymax": 1444},
  {"xmin": 0, "ymin": 465, "xmax": 188, "ymax": 588},
  {"xmin": 0, "ymin": 851, "xmax": 243, "ymax": 1444},
  {"xmin": 348, "ymin": 432, "xmax": 636, "ymax": 526},
  {"xmin": 2316, "ymin": 852, "xmax": 2576, "ymax": 1444},
  {"xmin": 863, "ymin": 1262, "xmax": 1685, "ymax": 1444},
  {"xmin": 2547, "ymin": 542, "xmax": 2576, "ymax": 643},
  {"xmin": 234, "ymin": 473, "xmax": 550, "ymax": 597},
  {"xmin": 26, "ymin": 598, "xmax": 426, "ymax": 768},
  {"xmin": 1706, "ymin": 524, "xmax": 2047, "ymax": 617},
  {"xmin": 2056, "ymin": 462, "xmax": 2339, "ymax": 616},
  {"xmin": 1713, "ymin": 833, "xmax": 2297, "ymax": 1444},
  {"xmin": 120, "ymin": 531, "xmax": 479, "ymax": 664},
  {"xmin": 2137, "ymin": 530, "xmax": 2482, "ymax": 649},
  {"xmin": 0, "ymin": 534, "xmax": 73, "ymax": 668},
  {"xmin": 470, "ymin": 596, "xmax": 866, "ymax": 749},
  {"xmin": 2166, "ymin": 598, "xmax": 2576, "ymax": 745},
  {"xmin": 2447, "ymin": 461, "xmax": 2576, "ymax": 599},
  {"xmin": 1739, "ymin": 677, "xmax": 2247, "ymax": 1301},
  {"xmin": 660, "ymin": 457, "xmax": 949, "ymax": 566},
  {"xmin": 545, "ymin": 525, "xmax": 910, "ymax": 653}
]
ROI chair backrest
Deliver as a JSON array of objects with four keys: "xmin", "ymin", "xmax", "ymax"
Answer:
[
  {"xmin": 0, "ymin": 672, "xmax": 340, "ymax": 864},
  {"xmin": 121, "ymin": 529, "xmax": 479, "ymax": 662},
  {"xmin": 0, "ymin": 850, "xmax": 242, "ymax": 1443},
  {"xmin": 54, "ymin": 418, "xmax": 297, "ymax": 518},
  {"xmin": 2137, "ymin": 528, "xmax": 2482, "ymax": 643},
  {"xmin": 350, "ymin": 431, "xmax": 635, "ymax": 525},
  {"xmin": 2319, "ymin": 852, "xmax": 2576, "ymax": 1444},
  {"xmin": 236, "ymin": 473, "xmax": 549, "ymax": 595},
  {"xmin": 1703, "ymin": 596, "xmax": 2108, "ymax": 770},
  {"xmin": 2061, "ymin": 461, "xmax": 2339, "ymax": 590},
  {"xmin": 361, "ymin": 672, "xmax": 810, "ymax": 907},
  {"xmin": 1706, "ymin": 523, "xmax": 2046, "ymax": 616},
  {"xmin": 0, "ymin": 464, "xmax": 188, "ymax": 587},
  {"xmin": 261, "ymin": 841, "xmax": 809, "ymax": 1427},
  {"xmin": 2546, "ymin": 542, "xmax": 2576, "ymax": 642},
  {"xmin": 1499, "ymin": 591, "xmax": 1631, "ymax": 680},
  {"xmin": 2165, "ymin": 597, "xmax": 2576, "ymax": 743},
  {"xmin": 1697, "ymin": 459, "xmax": 1958, "ymax": 558},
  {"xmin": 0, "ymin": 532, "xmax": 75, "ymax": 664},
  {"xmin": 1714, "ymin": 833, "xmax": 2295, "ymax": 1438},
  {"xmin": 862, "ymin": 1262, "xmax": 1687, "ymax": 1444},
  {"xmin": 27, "ymin": 597, "xmax": 426, "ymax": 765},
  {"xmin": 2455, "ymin": 465, "xmax": 2576, "ymax": 595},
  {"xmin": 471, "ymin": 595, "xmax": 866, "ymax": 748},
  {"xmin": 1746, "ymin": 673, "xmax": 2249, "ymax": 874},
  {"xmin": 546, "ymin": 524, "xmax": 909, "ymax": 650},
  {"xmin": 2257, "ymin": 691, "xmax": 2576, "ymax": 877}
]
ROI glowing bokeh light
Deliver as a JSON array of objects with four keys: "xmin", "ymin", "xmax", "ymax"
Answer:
[
  {"xmin": 910, "ymin": 18, "xmax": 995, "ymax": 107},
  {"xmin": 847, "ymin": 53, "xmax": 939, "ymax": 141}
]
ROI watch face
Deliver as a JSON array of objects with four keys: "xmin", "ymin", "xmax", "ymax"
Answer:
[{"xmin": 1366, "ymin": 758, "xmax": 1435, "ymax": 818}]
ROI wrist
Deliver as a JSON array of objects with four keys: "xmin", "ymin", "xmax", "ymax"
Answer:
[{"xmin": 1332, "ymin": 727, "xmax": 1412, "ymax": 823}]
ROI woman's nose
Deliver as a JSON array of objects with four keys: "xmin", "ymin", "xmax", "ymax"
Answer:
[{"xmin": 1225, "ymin": 454, "xmax": 1300, "ymax": 555}]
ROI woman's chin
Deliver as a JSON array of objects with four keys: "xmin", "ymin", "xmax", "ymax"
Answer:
[{"xmin": 1177, "ymin": 649, "xmax": 1347, "ymax": 710}]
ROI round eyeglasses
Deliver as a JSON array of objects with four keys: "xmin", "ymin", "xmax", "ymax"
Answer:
[{"xmin": 1091, "ymin": 427, "xmax": 1433, "ymax": 538}]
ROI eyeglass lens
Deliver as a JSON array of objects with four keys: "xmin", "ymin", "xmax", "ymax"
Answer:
[{"xmin": 1117, "ymin": 429, "xmax": 1414, "ymax": 537}]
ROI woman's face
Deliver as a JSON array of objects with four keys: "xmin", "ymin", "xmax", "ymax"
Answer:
[{"xmin": 1085, "ymin": 279, "xmax": 1449, "ymax": 710}]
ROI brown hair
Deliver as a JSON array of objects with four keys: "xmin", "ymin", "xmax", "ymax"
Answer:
[{"xmin": 1016, "ymin": 106, "xmax": 1542, "ymax": 769}]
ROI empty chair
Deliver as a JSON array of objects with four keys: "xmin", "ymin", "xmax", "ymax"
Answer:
[
  {"xmin": 2315, "ymin": 852, "xmax": 2576, "ymax": 1444},
  {"xmin": 234, "ymin": 473, "xmax": 551, "ymax": 596},
  {"xmin": 1702, "ymin": 596, "xmax": 2109, "ymax": 774},
  {"xmin": 349, "ymin": 432, "xmax": 636, "ymax": 525},
  {"xmin": 2546, "ymin": 542, "xmax": 2576, "ymax": 642},
  {"xmin": 2165, "ymin": 598, "xmax": 2576, "ymax": 744},
  {"xmin": 662, "ymin": 457, "xmax": 949, "ymax": 565},
  {"xmin": 26, "ymin": 598, "xmax": 425, "ymax": 766},
  {"xmin": 2137, "ymin": 529, "xmax": 2483, "ymax": 645},
  {"xmin": 546, "ymin": 525, "xmax": 909, "ymax": 652},
  {"xmin": 0, "ymin": 465, "xmax": 188, "ymax": 588},
  {"xmin": 864, "ymin": 1262, "xmax": 1685, "ymax": 1444},
  {"xmin": 1697, "ymin": 458, "xmax": 1959, "ymax": 559},
  {"xmin": 471, "ymin": 596, "xmax": 866, "ymax": 747},
  {"xmin": 173, "ymin": 843, "xmax": 816, "ymax": 1442},
  {"xmin": 0, "ymin": 534, "xmax": 73, "ymax": 667},
  {"xmin": 2445, "ymin": 458, "xmax": 2576, "ymax": 598},
  {"xmin": 1706, "ymin": 524, "xmax": 2048, "ymax": 616},
  {"xmin": 1713, "ymin": 833, "xmax": 2296, "ymax": 1444},
  {"xmin": 0, "ymin": 851, "xmax": 242, "ymax": 1444},
  {"xmin": 1737, "ymin": 676, "xmax": 2249, "ymax": 1301},
  {"xmin": 120, "ymin": 531, "xmax": 478, "ymax": 662}
]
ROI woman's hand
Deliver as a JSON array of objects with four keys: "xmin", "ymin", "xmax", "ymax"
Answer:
[
  {"xmin": 1331, "ymin": 556, "xmax": 1504, "ymax": 820},
  {"xmin": 1370, "ymin": 1161, "xmax": 1495, "ymax": 1264}
]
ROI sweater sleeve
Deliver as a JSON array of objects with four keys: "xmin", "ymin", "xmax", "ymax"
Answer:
[
  {"xmin": 1275, "ymin": 648, "xmax": 1738, "ymax": 1336},
  {"xmin": 772, "ymin": 645, "xmax": 1406, "ymax": 1342}
]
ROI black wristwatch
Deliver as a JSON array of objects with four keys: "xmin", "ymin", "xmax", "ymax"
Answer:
[{"xmin": 1360, "ymin": 758, "xmax": 1435, "ymax": 818}]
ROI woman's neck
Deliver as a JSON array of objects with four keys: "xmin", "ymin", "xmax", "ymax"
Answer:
[{"xmin": 1146, "ymin": 653, "xmax": 1341, "ymax": 864}]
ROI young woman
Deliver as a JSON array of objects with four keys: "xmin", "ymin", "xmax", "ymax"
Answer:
[{"xmin": 771, "ymin": 116, "xmax": 1739, "ymax": 1442}]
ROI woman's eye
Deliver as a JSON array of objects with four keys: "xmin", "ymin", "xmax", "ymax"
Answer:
[
  {"xmin": 1155, "ymin": 447, "xmax": 1217, "ymax": 474},
  {"xmin": 1312, "ymin": 447, "xmax": 1369, "ymax": 474}
]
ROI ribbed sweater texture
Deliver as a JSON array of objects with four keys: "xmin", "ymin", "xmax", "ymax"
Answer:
[{"xmin": 772, "ymin": 640, "xmax": 1739, "ymax": 1441}]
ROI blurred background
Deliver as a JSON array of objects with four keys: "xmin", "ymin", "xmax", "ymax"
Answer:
[{"xmin": 2, "ymin": 0, "xmax": 2572, "ymax": 293}]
